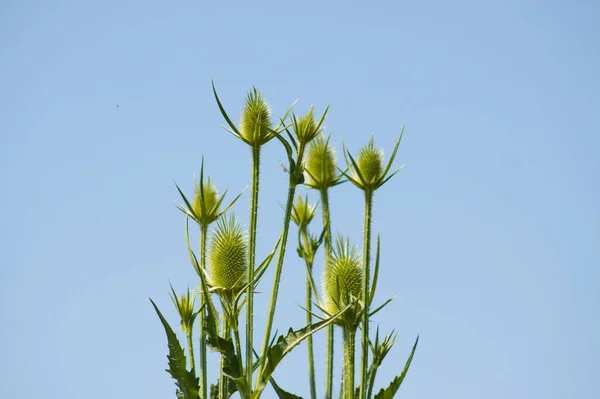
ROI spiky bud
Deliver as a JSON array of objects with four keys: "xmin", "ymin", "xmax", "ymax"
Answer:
[
  {"xmin": 305, "ymin": 134, "xmax": 340, "ymax": 190},
  {"xmin": 169, "ymin": 286, "xmax": 198, "ymax": 334},
  {"xmin": 192, "ymin": 177, "xmax": 220, "ymax": 225},
  {"xmin": 353, "ymin": 136, "xmax": 384, "ymax": 187},
  {"xmin": 343, "ymin": 130, "xmax": 404, "ymax": 192},
  {"xmin": 291, "ymin": 194, "xmax": 317, "ymax": 230},
  {"xmin": 322, "ymin": 237, "xmax": 362, "ymax": 323},
  {"xmin": 293, "ymin": 106, "xmax": 323, "ymax": 145},
  {"xmin": 208, "ymin": 215, "xmax": 247, "ymax": 291},
  {"xmin": 239, "ymin": 88, "xmax": 273, "ymax": 146}
]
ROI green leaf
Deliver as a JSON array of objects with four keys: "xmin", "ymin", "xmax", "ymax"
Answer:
[
  {"xmin": 254, "ymin": 304, "xmax": 351, "ymax": 396},
  {"xmin": 209, "ymin": 376, "xmax": 238, "ymax": 399},
  {"xmin": 150, "ymin": 299, "xmax": 200, "ymax": 399},
  {"xmin": 373, "ymin": 335, "xmax": 419, "ymax": 399},
  {"xmin": 270, "ymin": 376, "xmax": 304, "ymax": 399}
]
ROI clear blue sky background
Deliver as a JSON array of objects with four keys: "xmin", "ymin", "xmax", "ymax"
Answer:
[{"xmin": 1, "ymin": 1, "xmax": 599, "ymax": 398}]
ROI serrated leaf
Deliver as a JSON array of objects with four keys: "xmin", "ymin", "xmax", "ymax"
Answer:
[
  {"xmin": 373, "ymin": 336, "xmax": 419, "ymax": 399},
  {"xmin": 270, "ymin": 376, "xmax": 304, "ymax": 399},
  {"xmin": 150, "ymin": 299, "xmax": 200, "ymax": 399},
  {"xmin": 254, "ymin": 304, "xmax": 351, "ymax": 396}
]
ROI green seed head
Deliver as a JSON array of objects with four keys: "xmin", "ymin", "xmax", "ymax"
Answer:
[
  {"xmin": 192, "ymin": 177, "xmax": 220, "ymax": 225},
  {"xmin": 323, "ymin": 236, "xmax": 362, "ymax": 320},
  {"xmin": 291, "ymin": 194, "xmax": 317, "ymax": 230},
  {"xmin": 305, "ymin": 134, "xmax": 338, "ymax": 189},
  {"xmin": 293, "ymin": 107, "xmax": 322, "ymax": 145},
  {"xmin": 208, "ymin": 215, "xmax": 247, "ymax": 291},
  {"xmin": 354, "ymin": 136, "xmax": 384, "ymax": 187},
  {"xmin": 239, "ymin": 88, "xmax": 273, "ymax": 146}
]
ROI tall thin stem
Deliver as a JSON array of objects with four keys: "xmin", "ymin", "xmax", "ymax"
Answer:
[
  {"xmin": 302, "ymin": 229, "xmax": 317, "ymax": 399},
  {"xmin": 359, "ymin": 190, "xmax": 373, "ymax": 399},
  {"xmin": 320, "ymin": 188, "xmax": 334, "ymax": 399},
  {"xmin": 246, "ymin": 146, "xmax": 261, "ymax": 389},
  {"xmin": 257, "ymin": 145, "xmax": 306, "ymax": 383},
  {"xmin": 186, "ymin": 330, "xmax": 196, "ymax": 375},
  {"xmin": 199, "ymin": 223, "xmax": 208, "ymax": 399},
  {"xmin": 343, "ymin": 328, "xmax": 356, "ymax": 399},
  {"xmin": 219, "ymin": 319, "xmax": 230, "ymax": 399},
  {"xmin": 256, "ymin": 184, "xmax": 297, "ymax": 379}
]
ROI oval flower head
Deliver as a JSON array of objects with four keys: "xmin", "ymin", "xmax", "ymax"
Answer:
[
  {"xmin": 304, "ymin": 134, "xmax": 343, "ymax": 190},
  {"xmin": 175, "ymin": 157, "xmax": 242, "ymax": 227},
  {"xmin": 342, "ymin": 128, "xmax": 405, "ymax": 192},
  {"xmin": 208, "ymin": 214, "xmax": 248, "ymax": 294},
  {"xmin": 291, "ymin": 194, "xmax": 318, "ymax": 231},
  {"xmin": 322, "ymin": 236, "xmax": 363, "ymax": 327},
  {"xmin": 239, "ymin": 88, "xmax": 273, "ymax": 146},
  {"xmin": 211, "ymin": 81, "xmax": 296, "ymax": 148}
]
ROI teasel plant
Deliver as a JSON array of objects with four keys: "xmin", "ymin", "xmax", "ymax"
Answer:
[
  {"xmin": 150, "ymin": 83, "xmax": 418, "ymax": 399},
  {"xmin": 304, "ymin": 133, "xmax": 344, "ymax": 399},
  {"xmin": 291, "ymin": 194, "xmax": 325, "ymax": 399},
  {"xmin": 174, "ymin": 156, "xmax": 243, "ymax": 399}
]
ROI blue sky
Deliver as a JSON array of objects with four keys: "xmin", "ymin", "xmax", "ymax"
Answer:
[{"xmin": 1, "ymin": 0, "xmax": 599, "ymax": 398}]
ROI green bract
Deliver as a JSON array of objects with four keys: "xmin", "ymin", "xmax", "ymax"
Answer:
[{"xmin": 208, "ymin": 215, "xmax": 247, "ymax": 291}]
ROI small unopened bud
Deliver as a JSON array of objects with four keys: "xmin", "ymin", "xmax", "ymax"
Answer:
[{"xmin": 291, "ymin": 194, "xmax": 317, "ymax": 230}]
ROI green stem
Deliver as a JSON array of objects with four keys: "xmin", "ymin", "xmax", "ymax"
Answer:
[
  {"xmin": 343, "ymin": 328, "xmax": 356, "ymax": 399},
  {"xmin": 186, "ymin": 330, "xmax": 196, "ymax": 375},
  {"xmin": 256, "ymin": 183, "xmax": 297, "ymax": 379},
  {"xmin": 320, "ymin": 188, "xmax": 334, "ymax": 399},
  {"xmin": 199, "ymin": 223, "xmax": 208, "ymax": 399},
  {"xmin": 302, "ymin": 229, "xmax": 317, "ymax": 399},
  {"xmin": 366, "ymin": 364, "xmax": 378, "ymax": 399},
  {"xmin": 256, "ymin": 145, "xmax": 305, "ymax": 384},
  {"xmin": 246, "ymin": 146, "xmax": 261, "ymax": 390},
  {"xmin": 359, "ymin": 190, "xmax": 373, "ymax": 399},
  {"xmin": 219, "ymin": 319, "xmax": 230, "ymax": 399}
]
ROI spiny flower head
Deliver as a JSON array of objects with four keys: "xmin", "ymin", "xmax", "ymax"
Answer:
[
  {"xmin": 291, "ymin": 194, "xmax": 317, "ymax": 230},
  {"xmin": 291, "ymin": 105, "xmax": 328, "ymax": 146},
  {"xmin": 239, "ymin": 88, "xmax": 273, "ymax": 146},
  {"xmin": 176, "ymin": 157, "xmax": 242, "ymax": 228},
  {"xmin": 304, "ymin": 134, "xmax": 342, "ymax": 190},
  {"xmin": 343, "ymin": 129, "xmax": 404, "ymax": 191},
  {"xmin": 355, "ymin": 136, "xmax": 384, "ymax": 185},
  {"xmin": 322, "ymin": 236, "xmax": 362, "ymax": 325},
  {"xmin": 169, "ymin": 286, "xmax": 198, "ymax": 334},
  {"xmin": 208, "ymin": 214, "xmax": 247, "ymax": 291},
  {"xmin": 192, "ymin": 177, "xmax": 220, "ymax": 224}
]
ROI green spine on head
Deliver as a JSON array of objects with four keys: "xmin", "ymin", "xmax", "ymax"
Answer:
[
  {"xmin": 305, "ymin": 134, "xmax": 338, "ymax": 189},
  {"xmin": 208, "ymin": 215, "xmax": 248, "ymax": 290},
  {"xmin": 240, "ymin": 88, "xmax": 273, "ymax": 146},
  {"xmin": 323, "ymin": 237, "xmax": 362, "ymax": 318},
  {"xmin": 355, "ymin": 136, "xmax": 384, "ymax": 186}
]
